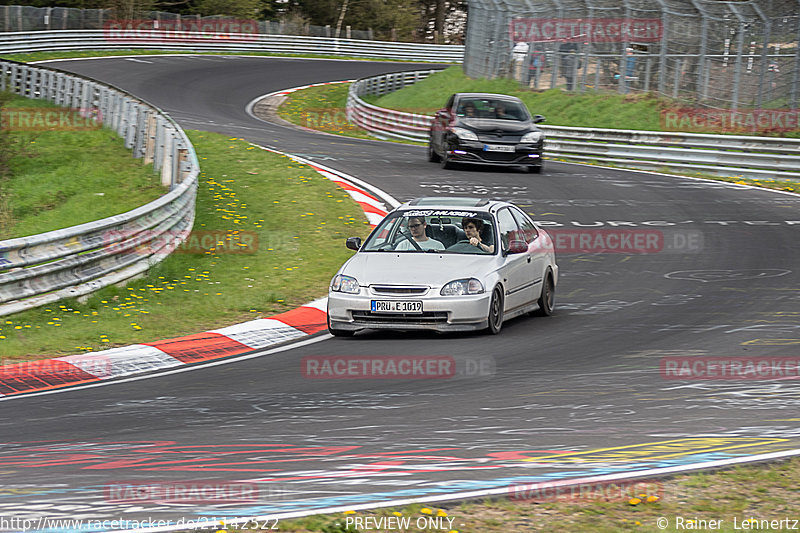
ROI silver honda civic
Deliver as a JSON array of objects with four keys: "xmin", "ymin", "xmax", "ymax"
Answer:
[{"xmin": 327, "ymin": 197, "xmax": 558, "ymax": 336}]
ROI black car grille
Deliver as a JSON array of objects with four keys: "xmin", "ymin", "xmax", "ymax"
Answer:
[
  {"xmin": 371, "ymin": 286, "xmax": 428, "ymax": 295},
  {"xmin": 478, "ymin": 151, "xmax": 519, "ymax": 162},
  {"xmin": 352, "ymin": 311, "xmax": 449, "ymax": 324},
  {"xmin": 478, "ymin": 134, "xmax": 522, "ymax": 142}
]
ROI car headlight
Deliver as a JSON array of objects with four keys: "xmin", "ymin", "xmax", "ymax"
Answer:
[
  {"xmin": 440, "ymin": 278, "xmax": 485, "ymax": 296},
  {"xmin": 451, "ymin": 127, "xmax": 479, "ymax": 141},
  {"xmin": 521, "ymin": 131, "xmax": 543, "ymax": 143},
  {"xmin": 331, "ymin": 274, "xmax": 360, "ymax": 294}
]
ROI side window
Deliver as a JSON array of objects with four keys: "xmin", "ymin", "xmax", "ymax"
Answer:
[
  {"xmin": 496, "ymin": 208, "xmax": 521, "ymax": 252},
  {"xmin": 445, "ymin": 95, "xmax": 455, "ymax": 111},
  {"xmin": 510, "ymin": 208, "xmax": 539, "ymax": 243}
]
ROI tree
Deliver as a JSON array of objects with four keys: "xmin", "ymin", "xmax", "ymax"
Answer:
[{"xmin": 192, "ymin": 0, "xmax": 265, "ymax": 18}]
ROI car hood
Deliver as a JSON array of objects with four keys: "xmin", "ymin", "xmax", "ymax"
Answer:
[
  {"xmin": 459, "ymin": 117, "xmax": 532, "ymax": 133},
  {"xmin": 340, "ymin": 252, "xmax": 498, "ymax": 287}
]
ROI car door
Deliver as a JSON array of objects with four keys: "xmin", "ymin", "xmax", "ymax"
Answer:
[
  {"xmin": 510, "ymin": 207, "xmax": 547, "ymax": 304},
  {"xmin": 431, "ymin": 95, "xmax": 455, "ymax": 153},
  {"xmin": 496, "ymin": 207, "xmax": 532, "ymax": 311}
]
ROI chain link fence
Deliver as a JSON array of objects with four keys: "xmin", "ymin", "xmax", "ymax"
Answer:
[
  {"xmin": 0, "ymin": 5, "xmax": 378, "ymax": 40},
  {"xmin": 464, "ymin": 0, "xmax": 800, "ymax": 110}
]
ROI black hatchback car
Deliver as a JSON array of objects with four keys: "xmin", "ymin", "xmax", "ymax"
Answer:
[{"xmin": 428, "ymin": 93, "xmax": 545, "ymax": 173}]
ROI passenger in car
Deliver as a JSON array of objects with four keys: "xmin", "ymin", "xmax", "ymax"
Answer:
[
  {"xmin": 395, "ymin": 217, "xmax": 445, "ymax": 251},
  {"xmin": 459, "ymin": 101, "xmax": 477, "ymax": 117}
]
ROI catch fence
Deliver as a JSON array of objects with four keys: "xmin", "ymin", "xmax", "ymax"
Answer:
[{"xmin": 464, "ymin": 0, "xmax": 800, "ymax": 110}]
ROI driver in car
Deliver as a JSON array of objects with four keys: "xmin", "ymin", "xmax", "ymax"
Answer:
[
  {"xmin": 395, "ymin": 217, "xmax": 445, "ymax": 251},
  {"xmin": 445, "ymin": 217, "xmax": 495, "ymax": 253}
]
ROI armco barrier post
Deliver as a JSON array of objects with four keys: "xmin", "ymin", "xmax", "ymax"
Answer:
[
  {"xmin": 144, "ymin": 112, "xmax": 157, "ymax": 165},
  {"xmin": 161, "ymin": 130, "xmax": 174, "ymax": 188}
]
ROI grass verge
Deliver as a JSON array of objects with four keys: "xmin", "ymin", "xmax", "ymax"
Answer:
[
  {"xmin": 0, "ymin": 131, "xmax": 371, "ymax": 360},
  {"xmin": 276, "ymin": 82, "xmax": 376, "ymax": 141},
  {"xmin": 230, "ymin": 456, "xmax": 800, "ymax": 532},
  {"xmin": 1, "ymin": 95, "xmax": 164, "ymax": 239}
]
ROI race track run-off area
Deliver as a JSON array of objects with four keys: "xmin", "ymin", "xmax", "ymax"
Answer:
[{"xmin": 0, "ymin": 55, "xmax": 799, "ymax": 529}]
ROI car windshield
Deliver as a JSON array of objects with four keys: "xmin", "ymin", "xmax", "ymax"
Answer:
[
  {"xmin": 361, "ymin": 210, "xmax": 496, "ymax": 255},
  {"xmin": 456, "ymin": 98, "xmax": 529, "ymax": 121}
]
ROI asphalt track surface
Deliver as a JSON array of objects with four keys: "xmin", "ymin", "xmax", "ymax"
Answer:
[{"xmin": 1, "ymin": 55, "xmax": 800, "ymax": 528}]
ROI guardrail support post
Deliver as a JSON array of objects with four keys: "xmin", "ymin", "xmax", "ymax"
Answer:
[
  {"xmin": 143, "ymin": 112, "xmax": 157, "ymax": 165},
  {"xmin": 161, "ymin": 131, "xmax": 174, "ymax": 188}
]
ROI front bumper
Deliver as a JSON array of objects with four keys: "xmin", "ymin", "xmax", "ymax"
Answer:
[
  {"xmin": 448, "ymin": 140, "xmax": 543, "ymax": 166},
  {"xmin": 327, "ymin": 290, "xmax": 492, "ymax": 332}
]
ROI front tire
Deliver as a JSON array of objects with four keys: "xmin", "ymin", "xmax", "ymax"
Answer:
[
  {"xmin": 528, "ymin": 161, "xmax": 543, "ymax": 174},
  {"xmin": 486, "ymin": 287, "xmax": 504, "ymax": 334},
  {"xmin": 535, "ymin": 272, "xmax": 555, "ymax": 316},
  {"xmin": 427, "ymin": 141, "xmax": 440, "ymax": 162},
  {"xmin": 440, "ymin": 150, "xmax": 454, "ymax": 170}
]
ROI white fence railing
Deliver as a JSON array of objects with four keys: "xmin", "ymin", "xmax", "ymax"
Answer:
[
  {"xmin": 0, "ymin": 59, "xmax": 199, "ymax": 317},
  {"xmin": 0, "ymin": 30, "xmax": 464, "ymax": 62},
  {"xmin": 347, "ymin": 70, "xmax": 800, "ymax": 180}
]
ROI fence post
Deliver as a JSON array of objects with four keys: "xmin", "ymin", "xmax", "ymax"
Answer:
[
  {"xmin": 657, "ymin": 2, "xmax": 669, "ymax": 95},
  {"xmin": 161, "ymin": 130, "xmax": 174, "ymax": 188},
  {"xmin": 724, "ymin": 3, "xmax": 748, "ymax": 111},
  {"xmin": 673, "ymin": 58, "xmax": 682, "ymax": 98},
  {"xmin": 793, "ymin": 0, "xmax": 800, "ymax": 109},
  {"xmin": 143, "ymin": 112, "xmax": 157, "ymax": 165}
]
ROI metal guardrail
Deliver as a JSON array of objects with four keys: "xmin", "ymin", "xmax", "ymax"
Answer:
[
  {"xmin": 347, "ymin": 70, "xmax": 800, "ymax": 179},
  {"xmin": 0, "ymin": 30, "xmax": 464, "ymax": 62},
  {"xmin": 0, "ymin": 59, "xmax": 199, "ymax": 317}
]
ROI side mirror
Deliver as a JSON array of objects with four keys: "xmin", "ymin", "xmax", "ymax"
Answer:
[
  {"xmin": 506, "ymin": 240, "xmax": 528, "ymax": 255},
  {"xmin": 533, "ymin": 114, "xmax": 545, "ymax": 124},
  {"xmin": 346, "ymin": 237, "xmax": 362, "ymax": 251}
]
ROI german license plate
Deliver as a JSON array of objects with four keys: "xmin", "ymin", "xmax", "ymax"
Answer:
[
  {"xmin": 371, "ymin": 300, "xmax": 423, "ymax": 313},
  {"xmin": 483, "ymin": 144, "xmax": 515, "ymax": 152}
]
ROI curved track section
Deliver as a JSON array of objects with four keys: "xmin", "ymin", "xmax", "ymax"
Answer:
[{"xmin": 1, "ymin": 55, "xmax": 799, "ymax": 526}]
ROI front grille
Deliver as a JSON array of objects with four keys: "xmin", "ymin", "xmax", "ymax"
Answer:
[
  {"xmin": 478, "ymin": 134, "xmax": 522, "ymax": 142},
  {"xmin": 371, "ymin": 285, "xmax": 428, "ymax": 295},
  {"xmin": 352, "ymin": 311, "xmax": 449, "ymax": 324},
  {"xmin": 477, "ymin": 150, "xmax": 519, "ymax": 162}
]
